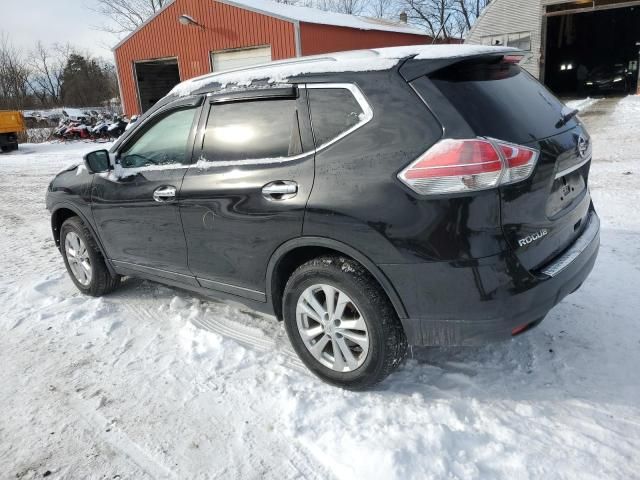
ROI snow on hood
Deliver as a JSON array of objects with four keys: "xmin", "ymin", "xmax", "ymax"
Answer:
[{"xmin": 169, "ymin": 44, "xmax": 517, "ymax": 97}]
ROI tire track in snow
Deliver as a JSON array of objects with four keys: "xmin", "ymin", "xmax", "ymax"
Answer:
[
  {"xmin": 67, "ymin": 393, "xmax": 176, "ymax": 480},
  {"xmin": 190, "ymin": 315, "xmax": 307, "ymax": 373},
  {"xmin": 116, "ymin": 300, "xmax": 334, "ymax": 479},
  {"xmin": 122, "ymin": 299, "xmax": 307, "ymax": 373}
]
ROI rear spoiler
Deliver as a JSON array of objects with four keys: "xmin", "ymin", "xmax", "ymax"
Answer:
[{"xmin": 398, "ymin": 49, "xmax": 525, "ymax": 83}]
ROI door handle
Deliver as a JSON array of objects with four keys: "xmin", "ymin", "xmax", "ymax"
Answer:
[
  {"xmin": 153, "ymin": 185, "xmax": 176, "ymax": 203},
  {"xmin": 262, "ymin": 181, "xmax": 298, "ymax": 201}
]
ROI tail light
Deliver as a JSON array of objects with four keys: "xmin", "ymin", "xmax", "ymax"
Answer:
[{"xmin": 398, "ymin": 138, "xmax": 538, "ymax": 195}]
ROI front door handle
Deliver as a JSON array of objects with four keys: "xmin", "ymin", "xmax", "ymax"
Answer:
[
  {"xmin": 153, "ymin": 185, "xmax": 176, "ymax": 203},
  {"xmin": 262, "ymin": 181, "xmax": 298, "ymax": 201}
]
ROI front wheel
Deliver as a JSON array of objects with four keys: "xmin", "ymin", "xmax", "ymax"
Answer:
[
  {"xmin": 283, "ymin": 256, "xmax": 407, "ymax": 390},
  {"xmin": 60, "ymin": 216, "xmax": 120, "ymax": 296}
]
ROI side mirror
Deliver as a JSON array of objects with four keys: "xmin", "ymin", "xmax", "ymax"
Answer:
[{"xmin": 84, "ymin": 150, "xmax": 111, "ymax": 174}]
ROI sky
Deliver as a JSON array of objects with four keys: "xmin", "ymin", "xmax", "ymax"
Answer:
[{"xmin": 1, "ymin": 0, "xmax": 121, "ymax": 60}]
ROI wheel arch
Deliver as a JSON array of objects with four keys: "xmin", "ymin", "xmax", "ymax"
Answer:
[
  {"xmin": 266, "ymin": 237, "xmax": 408, "ymax": 322},
  {"xmin": 50, "ymin": 203, "xmax": 116, "ymax": 276}
]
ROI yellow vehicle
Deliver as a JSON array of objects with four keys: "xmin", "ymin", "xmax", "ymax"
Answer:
[{"xmin": 0, "ymin": 111, "xmax": 26, "ymax": 152}]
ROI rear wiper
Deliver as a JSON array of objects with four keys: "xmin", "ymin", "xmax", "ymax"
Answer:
[{"xmin": 556, "ymin": 107, "xmax": 580, "ymax": 128}]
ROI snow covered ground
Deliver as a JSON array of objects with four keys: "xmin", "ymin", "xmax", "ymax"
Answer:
[{"xmin": 1, "ymin": 97, "xmax": 639, "ymax": 479}]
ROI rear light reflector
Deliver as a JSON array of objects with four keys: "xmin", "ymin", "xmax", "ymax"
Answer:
[
  {"xmin": 498, "ymin": 143, "xmax": 538, "ymax": 185},
  {"xmin": 502, "ymin": 54, "xmax": 525, "ymax": 64},
  {"xmin": 511, "ymin": 322, "xmax": 534, "ymax": 336},
  {"xmin": 398, "ymin": 138, "xmax": 538, "ymax": 195}
]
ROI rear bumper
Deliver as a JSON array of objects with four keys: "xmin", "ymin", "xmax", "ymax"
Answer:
[{"xmin": 381, "ymin": 211, "xmax": 600, "ymax": 346}]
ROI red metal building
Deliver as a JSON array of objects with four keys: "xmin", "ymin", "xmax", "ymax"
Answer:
[{"xmin": 113, "ymin": 0, "xmax": 430, "ymax": 115}]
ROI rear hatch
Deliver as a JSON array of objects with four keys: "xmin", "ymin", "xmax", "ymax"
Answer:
[{"xmin": 429, "ymin": 57, "xmax": 592, "ymax": 271}]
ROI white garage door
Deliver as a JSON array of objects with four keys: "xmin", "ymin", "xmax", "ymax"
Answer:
[{"xmin": 211, "ymin": 46, "xmax": 272, "ymax": 72}]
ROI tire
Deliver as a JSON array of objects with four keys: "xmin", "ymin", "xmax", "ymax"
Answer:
[
  {"xmin": 60, "ymin": 216, "xmax": 120, "ymax": 296},
  {"xmin": 283, "ymin": 255, "xmax": 407, "ymax": 390}
]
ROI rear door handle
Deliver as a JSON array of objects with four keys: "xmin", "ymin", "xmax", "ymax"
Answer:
[
  {"xmin": 262, "ymin": 181, "xmax": 298, "ymax": 200},
  {"xmin": 153, "ymin": 185, "xmax": 176, "ymax": 202}
]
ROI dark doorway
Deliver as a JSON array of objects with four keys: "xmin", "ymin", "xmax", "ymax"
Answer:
[
  {"xmin": 135, "ymin": 58, "xmax": 180, "ymax": 113},
  {"xmin": 544, "ymin": 6, "xmax": 640, "ymax": 96}
]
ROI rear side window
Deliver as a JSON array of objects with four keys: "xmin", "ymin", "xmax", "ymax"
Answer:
[
  {"xmin": 430, "ymin": 60, "xmax": 574, "ymax": 144},
  {"xmin": 203, "ymin": 99, "xmax": 303, "ymax": 161},
  {"xmin": 308, "ymin": 88, "xmax": 364, "ymax": 146}
]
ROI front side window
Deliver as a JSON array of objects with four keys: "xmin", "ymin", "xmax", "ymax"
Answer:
[
  {"xmin": 202, "ymin": 99, "xmax": 303, "ymax": 162},
  {"xmin": 307, "ymin": 88, "xmax": 364, "ymax": 147},
  {"xmin": 120, "ymin": 108, "xmax": 197, "ymax": 168}
]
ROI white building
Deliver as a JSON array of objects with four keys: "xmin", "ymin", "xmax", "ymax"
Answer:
[{"xmin": 466, "ymin": 0, "xmax": 640, "ymax": 94}]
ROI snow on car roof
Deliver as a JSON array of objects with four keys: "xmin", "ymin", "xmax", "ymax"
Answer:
[
  {"xmin": 169, "ymin": 44, "xmax": 517, "ymax": 97},
  {"xmin": 218, "ymin": 0, "xmax": 425, "ymax": 35}
]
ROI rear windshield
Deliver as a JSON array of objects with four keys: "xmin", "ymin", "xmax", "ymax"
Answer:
[{"xmin": 430, "ymin": 59, "xmax": 575, "ymax": 144}]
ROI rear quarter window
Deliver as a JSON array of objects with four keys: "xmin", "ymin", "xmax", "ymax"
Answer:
[
  {"xmin": 430, "ymin": 60, "xmax": 576, "ymax": 144},
  {"xmin": 308, "ymin": 88, "xmax": 365, "ymax": 147}
]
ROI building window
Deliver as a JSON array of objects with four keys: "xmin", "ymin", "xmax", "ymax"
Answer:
[
  {"xmin": 481, "ymin": 32, "xmax": 531, "ymax": 50},
  {"xmin": 507, "ymin": 32, "xmax": 532, "ymax": 51},
  {"xmin": 482, "ymin": 34, "xmax": 505, "ymax": 46}
]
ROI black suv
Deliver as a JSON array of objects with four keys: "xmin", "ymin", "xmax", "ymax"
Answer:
[{"xmin": 46, "ymin": 46, "xmax": 600, "ymax": 389}]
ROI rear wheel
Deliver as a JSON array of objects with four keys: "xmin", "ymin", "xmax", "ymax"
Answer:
[
  {"xmin": 60, "ymin": 216, "xmax": 120, "ymax": 296},
  {"xmin": 283, "ymin": 256, "xmax": 407, "ymax": 390}
]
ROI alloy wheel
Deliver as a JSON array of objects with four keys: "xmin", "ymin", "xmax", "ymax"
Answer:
[
  {"xmin": 64, "ymin": 231, "xmax": 92, "ymax": 286},
  {"xmin": 295, "ymin": 284, "xmax": 369, "ymax": 372}
]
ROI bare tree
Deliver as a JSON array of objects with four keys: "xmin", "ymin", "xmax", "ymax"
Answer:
[
  {"xmin": 402, "ymin": 0, "xmax": 456, "ymax": 38},
  {"xmin": 0, "ymin": 34, "xmax": 31, "ymax": 109},
  {"xmin": 0, "ymin": 31, "xmax": 119, "ymax": 110},
  {"xmin": 400, "ymin": 0, "xmax": 488, "ymax": 38},
  {"xmin": 27, "ymin": 42, "xmax": 73, "ymax": 106},
  {"xmin": 328, "ymin": 0, "xmax": 368, "ymax": 14},
  {"xmin": 366, "ymin": 0, "xmax": 398, "ymax": 19},
  {"xmin": 278, "ymin": 0, "xmax": 373, "ymax": 15},
  {"xmin": 453, "ymin": 0, "xmax": 490, "ymax": 32},
  {"xmin": 91, "ymin": 0, "xmax": 170, "ymax": 34}
]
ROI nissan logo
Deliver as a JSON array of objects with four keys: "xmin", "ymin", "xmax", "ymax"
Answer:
[{"xmin": 577, "ymin": 135, "xmax": 589, "ymax": 159}]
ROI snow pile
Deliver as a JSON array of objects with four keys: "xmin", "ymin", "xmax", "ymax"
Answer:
[
  {"xmin": 1, "ymin": 97, "xmax": 639, "ymax": 479},
  {"xmin": 587, "ymin": 95, "xmax": 640, "ymax": 229},
  {"xmin": 564, "ymin": 97, "xmax": 600, "ymax": 112}
]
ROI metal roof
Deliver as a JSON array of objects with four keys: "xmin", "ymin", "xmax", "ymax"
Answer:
[{"xmin": 113, "ymin": 0, "xmax": 426, "ymax": 51}]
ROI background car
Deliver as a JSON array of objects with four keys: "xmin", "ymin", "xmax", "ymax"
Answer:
[{"xmin": 585, "ymin": 64, "xmax": 632, "ymax": 94}]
